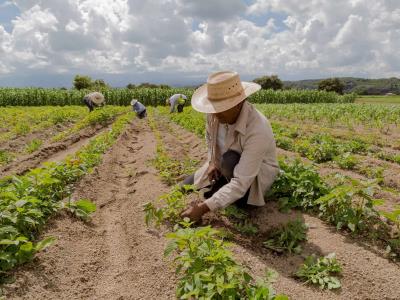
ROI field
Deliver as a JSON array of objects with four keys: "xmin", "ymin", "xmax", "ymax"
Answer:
[
  {"xmin": 356, "ymin": 95, "xmax": 400, "ymax": 105},
  {"xmin": 0, "ymin": 94, "xmax": 400, "ymax": 299}
]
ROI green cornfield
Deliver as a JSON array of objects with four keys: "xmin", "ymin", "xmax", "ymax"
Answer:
[{"xmin": 0, "ymin": 88, "xmax": 356, "ymax": 106}]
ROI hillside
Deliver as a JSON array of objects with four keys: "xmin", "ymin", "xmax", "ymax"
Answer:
[{"xmin": 284, "ymin": 77, "xmax": 400, "ymax": 95}]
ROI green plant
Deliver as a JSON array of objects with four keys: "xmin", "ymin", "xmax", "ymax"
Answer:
[
  {"xmin": 295, "ymin": 253, "xmax": 342, "ymax": 290},
  {"xmin": 334, "ymin": 152, "xmax": 358, "ymax": 170},
  {"xmin": 221, "ymin": 205, "xmax": 248, "ymax": 220},
  {"xmin": 380, "ymin": 206, "xmax": 400, "ymax": 256},
  {"xmin": 270, "ymin": 159, "xmax": 329, "ymax": 211},
  {"xmin": 263, "ymin": 220, "xmax": 308, "ymax": 254},
  {"xmin": 25, "ymin": 139, "xmax": 43, "ymax": 154},
  {"xmin": 234, "ymin": 220, "xmax": 259, "ymax": 236},
  {"xmin": 64, "ymin": 199, "xmax": 96, "ymax": 221},
  {"xmin": 165, "ymin": 222, "xmax": 288, "ymax": 299},
  {"xmin": 0, "ymin": 150, "xmax": 12, "ymax": 165},
  {"xmin": 143, "ymin": 185, "xmax": 194, "ymax": 228},
  {"xmin": 316, "ymin": 179, "xmax": 382, "ymax": 232}
]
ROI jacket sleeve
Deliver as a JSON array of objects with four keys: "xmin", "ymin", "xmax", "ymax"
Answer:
[{"xmin": 204, "ymin": 130, "xmax": 269, "ymax": 211}]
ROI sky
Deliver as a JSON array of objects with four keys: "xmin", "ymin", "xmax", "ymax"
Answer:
[{"xmin": 0, "ymin": 0, "xmax": 399, "ymax": 87}]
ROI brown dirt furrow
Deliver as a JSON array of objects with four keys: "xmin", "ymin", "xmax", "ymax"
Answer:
[
  {"xmin": 3, "ymin": 118, "xmax": 176, "ymax": 300},
  {"xmin": 229, "ymin": 202, "xmax": 400, "ymax": 300},
  {"xmin": 0, "ymin": 124, "xmax": 110, "ymax": 178}
]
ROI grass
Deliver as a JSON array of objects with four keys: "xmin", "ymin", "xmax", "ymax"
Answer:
[{"xmin": 355, "ymin": 95, "xmax": 400, "ymax": 105}]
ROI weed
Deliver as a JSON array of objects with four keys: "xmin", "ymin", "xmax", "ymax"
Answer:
[
  {"xmin": 334, "ymin": 152, "xmax": 358, "ymax": 170},
  {"xmin": 234, "ymin": 220, "xmax": 259, "ymax": 236}
]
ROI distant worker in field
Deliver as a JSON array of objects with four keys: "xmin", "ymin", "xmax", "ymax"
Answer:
[
  {"xmin": 167, "ymin": 93, "xmax": 187, "ymax": 113},
  {"xmin": 82, "ymin": 92, "xmax": 105, "ymax": 112},
  {"xmin": 180, "ymin": 71, "xmax": 279, "ymax": 222},
  {"xmin": 131, "ymin": 99, "xmax": 147, "ymax": 119}
]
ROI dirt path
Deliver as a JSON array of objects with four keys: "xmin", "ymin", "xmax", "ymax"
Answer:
[
  {"xmin": 4, "ymin": 115, "xmax": 400, "ymax": 300},
  {"xmin": 4, "ymin": 118, "xmax": 176, "ymax": 299}
]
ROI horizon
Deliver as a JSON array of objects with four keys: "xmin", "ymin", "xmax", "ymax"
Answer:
[{"xmin": 0, "ymin": 0, "xmax": 399, "ymax": 87}]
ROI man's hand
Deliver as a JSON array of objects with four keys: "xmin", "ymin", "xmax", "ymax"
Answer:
[
  {"xmin": 207, "ymin": 163, "xmax": 220, "ymax": 183},
  {"xmin": 181, "ymin": 202, "xmax": 210, "ymax": 223}
]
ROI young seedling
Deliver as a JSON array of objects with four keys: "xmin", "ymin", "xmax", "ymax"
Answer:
[
  {"xmin": 263, "ymin": 219, "xmax": 308, "ymax": 254},
  {"xmin": 295, "ymin": 253, "xmax": 342, "ymax": 290},
  {"xmin": 64, "ymin": 199, "xmax": 97, "ymax": 221}
]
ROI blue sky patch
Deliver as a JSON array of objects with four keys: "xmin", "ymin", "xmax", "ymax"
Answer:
[{"xmin": 0, "ymin": 1, "xmax": 20, "ymax": 33}]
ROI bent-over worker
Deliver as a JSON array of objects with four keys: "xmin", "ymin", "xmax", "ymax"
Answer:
[
  {"xmin": 181, "ymin": 71, "xmax": 279, "ymax": 222},
  {"xmin": 82, "ymin": 92, "xmax": 105, "ymax": 112},
  {"xmin": 131, "ymin": 99, "xmax": 147, "ymax": 119},
  {"xmin": 167, "ymin": 94, "xmax": 187, "ymax": 113}
]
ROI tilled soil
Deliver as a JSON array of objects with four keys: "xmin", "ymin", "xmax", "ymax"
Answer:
[
  {"xmin": 3, "ymin": 116, "xmax": 400, "ymax": 300},
  {"xmin": 0, "ymin": 124, "xmax": 111, "ymax": 178}
]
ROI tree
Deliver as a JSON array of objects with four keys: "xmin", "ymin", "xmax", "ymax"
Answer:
[
  {"xmin": 92, "ymin": 79, "xmax": 110, "ymax": 89},
  {"xmin": 73, "ymin": 75, "xmax": 92, "ymax": 90},
  {"xmin": 126, "ymin": 83, "xmax": 136, "ymax": 89},
  {"xmin": 318, "ymin": 78, "xmax": 345, "ymax": 94},
  {"xmin": 253, "ymin": 75, "xmax": 283, "ymax": 90}
]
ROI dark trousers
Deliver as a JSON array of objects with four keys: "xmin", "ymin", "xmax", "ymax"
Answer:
[
  {"xmin": 83, "ymin": 97, "xmax": 94, "ymax": 112},
  {"xmin": 177, "ymin": 104, "xmax": 184, "ymax": 113},
  {"xmin": 137, "ymin": 109, "xmax": 147, "ymax": 119},
  {"xmin": 182, "ymin": 150, "xmax": 251, "ymax": 208}
]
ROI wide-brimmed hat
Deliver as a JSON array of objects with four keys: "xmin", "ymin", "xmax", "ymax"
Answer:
[
  {"xmin": 191, "ymin": 71, "xmax": 261, "ymax": 113},
  {"xmin": 89, "ymin": 92, "xmax": 105, "ymax": 105},
  {"xmin": 130, "ymin": 99, "xmax": 138, "ymax": 106}
]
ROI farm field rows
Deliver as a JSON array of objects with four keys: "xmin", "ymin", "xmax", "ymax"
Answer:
[{"xmin": 1, "ymin": 102, "xmax": 400, "ymax": 299}]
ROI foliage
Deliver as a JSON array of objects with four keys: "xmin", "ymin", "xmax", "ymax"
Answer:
[
  {"xmin": 295, "ymin": 253, "xmax": 342, "ymax": 289},
  {"xmin": 334, "ymin": 153, "xmax": 358, "ymax": 170},
  {"xmin": 52, "ymin": 106, "xmax": 128, "ymax": 142},
  {"xmin": 318, "ymin": 78, "xmax": 345, "ymax": 95},
  {"xmin": 380, "ymin": 206, "xmax": 400, "ymax": 256},
  {"xmin": 270, "ymin": 159, "xmax": 329, "ymax": 211},
  {"xmin": 253, "ymin": 75, "xmax": 283, "ymax": 90},
  {"xmin": 73, "ymin": 75, "xmax": 93, "ymax": 90},
  {"xmin": 315, "ymin": 179, "xmax": 382, "ymax": 232},
  {"xmin": 165, "ymin": 222, "xmax": 288, "ymax": 300},
  {"xmin": 143, "ymin": 185, "xmax": 194, "ymax": 228},
  {"xmin": 25, "ymin": 139, "xmax": 43, "ymax": 154},
  {"xmin": 0, "ymin": 112, "xmax": 134, "ymax": 277},
  {"xmin": 0, "ymin": 87, "xmax": 357, "ymax": 107},
  {"xmin": 263, "ymin": 220, "xmax": 308, "ymax": 254},
  {"xmin": 233, "ymin": 220, "xmax": 259, "ymax": 236},
  {"xmin": 64, "ymin": 199, "xmax": 96, "ymax": 221}
]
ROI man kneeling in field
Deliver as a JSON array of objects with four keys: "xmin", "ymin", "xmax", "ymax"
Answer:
[{"xmin": 181, "ymin": 71, "xmax": 279, "ymax": 222}]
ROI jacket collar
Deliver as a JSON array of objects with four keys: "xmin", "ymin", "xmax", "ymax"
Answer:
[{"xmin": 232, "ymin": 101, "xmax": 250, "ymax": 136}]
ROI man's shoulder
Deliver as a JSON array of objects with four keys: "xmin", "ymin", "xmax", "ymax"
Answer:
[{"xmin": 246, "ymin": 103, "xmax": 271, "ymax": 135}]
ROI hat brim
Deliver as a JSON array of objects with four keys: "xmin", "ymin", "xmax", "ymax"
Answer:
[
  {"xmin": 191, "ymin": 82, "xmax": 261, "ymax": 113},
  {"xmin": 91, "ymin": 97, "xmax": 105, "ymax": 105}
]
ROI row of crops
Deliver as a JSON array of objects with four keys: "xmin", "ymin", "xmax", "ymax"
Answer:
[
  {"xmin": 0, "ymin": 111, "xmax": 135, "ymax": 278},
  {"xmin": 0, "ymin": 106, "xmax": 128, "ymax": 167},
  {"xmin": 155, "ymin": 106, "xmax": 400, "ymax": 259},
  {"xmin": 0, "ymin": 88, "xmax": 356, "ymax": 106}
]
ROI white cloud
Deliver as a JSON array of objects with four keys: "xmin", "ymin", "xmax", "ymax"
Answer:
[{"xmin": 0, "ymin": 0, "xmax": 399, "ymax": 86}]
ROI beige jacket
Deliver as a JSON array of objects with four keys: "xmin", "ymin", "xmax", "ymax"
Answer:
[{"xmin": 194, "ymin": 101, "xmax": 279, "ymax": 211}]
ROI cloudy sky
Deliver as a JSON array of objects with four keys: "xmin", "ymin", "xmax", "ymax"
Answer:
[{"xmin": 0, "ymin": 0, "xmax": 399, "ymax": 87}]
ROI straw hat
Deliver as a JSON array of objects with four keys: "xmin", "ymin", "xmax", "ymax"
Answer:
[
  {"xmin": 130, "ymin": 99, "xmax": 138, "ymax": 106},
  {"xmin": 191, "ymin": 71, "xmax": 261, "ymax": 113},
  {"xmin": 89, "ymin": 92, "xmax": 105, "ymax": 105}
]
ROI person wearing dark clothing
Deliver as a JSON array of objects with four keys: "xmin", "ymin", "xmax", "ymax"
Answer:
[
  {"xmin": 131, "ymin": 99, "xmax": 147, "ymax": 119},
  {"xmin": 82, "ymin": 92, "xmax": 105, "ymax": 112}
]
